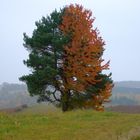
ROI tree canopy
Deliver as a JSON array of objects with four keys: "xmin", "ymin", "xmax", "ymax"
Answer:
[{"xmin": 20, "ymin": 4, "xmax": 113, "ymax": 111}]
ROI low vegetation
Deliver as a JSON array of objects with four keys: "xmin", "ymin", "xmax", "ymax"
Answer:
[{"xmin": 0, "ymin": 105, "xmax": 140, "ymax": 140}]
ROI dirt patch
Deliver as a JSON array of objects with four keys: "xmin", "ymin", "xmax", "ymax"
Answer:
[
  {"xmin": 106, "ymin": 105, "xmax": 140, "ymax": 114},
  {"xmin": 0, "ymin": 104, "xmax": 28, "ymax": 113}
]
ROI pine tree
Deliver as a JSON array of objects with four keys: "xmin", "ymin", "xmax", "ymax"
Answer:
[{"xmin": 20, "ymin": 10, "xmax": 68, "ymax": 106}]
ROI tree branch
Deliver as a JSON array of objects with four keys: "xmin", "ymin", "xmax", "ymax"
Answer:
[{"xmin": 52, "ymin": 89, "xmax": 61, "ymax": 102}]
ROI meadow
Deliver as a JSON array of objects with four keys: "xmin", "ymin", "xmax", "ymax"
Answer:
[{"xmin": 0, "ymin": 105, "xmax": 140, "ymax": 140}]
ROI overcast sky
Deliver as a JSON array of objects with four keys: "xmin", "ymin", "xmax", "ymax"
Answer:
[{"xmin": 0, "ymin": 0, "xmax": 140, "ymax": 84}]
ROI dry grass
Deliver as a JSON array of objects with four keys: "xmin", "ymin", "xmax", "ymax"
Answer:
[{"xmin": 0, "ymin": 105, "xmax": 140, "ymax": 140}]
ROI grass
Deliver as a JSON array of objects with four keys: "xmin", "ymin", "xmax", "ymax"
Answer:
[
  {"xmin": 131, "ymin": 136, "xmax": 140, "ymax": 140},
  {"xmin": 0, "ymin": 105, "xmax": 140, "ymax": 140}
]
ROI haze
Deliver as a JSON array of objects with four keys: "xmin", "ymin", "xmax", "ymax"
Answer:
[{"xmin": 0, "ymin": 0, "xmax": 140, "ymax": 84}]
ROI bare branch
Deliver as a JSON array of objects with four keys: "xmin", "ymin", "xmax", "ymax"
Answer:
[{"xmin": 52, "ymin": 89, "xmax": 61, "ymax": 102}]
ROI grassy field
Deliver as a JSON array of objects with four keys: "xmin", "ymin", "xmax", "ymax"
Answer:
[{"xmin": 0, "ymin": 105, "xmax": 140, "ymax": 140}]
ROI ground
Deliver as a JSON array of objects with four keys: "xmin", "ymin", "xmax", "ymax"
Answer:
[{"xmin": 0, "ymin": 104, "xmax": 140, "ymax": 140}]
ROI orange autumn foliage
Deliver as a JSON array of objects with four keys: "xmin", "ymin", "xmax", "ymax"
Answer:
[{"xmin": 60, "ymin": 4, "xmax": 113, "ymax": 110}]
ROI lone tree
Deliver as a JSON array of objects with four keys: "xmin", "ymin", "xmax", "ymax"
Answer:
[{"xmin": 20, "ymin": 4, "xmax": 113, "ymax": 112}]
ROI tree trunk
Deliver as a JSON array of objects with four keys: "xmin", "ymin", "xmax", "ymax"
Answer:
[
  {"xmin": 62, "ymin": 99, "xmax": 69, "ymax": 112},
  {"xmin": 61, "ymin": 91, "xmax": 70, "ymax": 112}
]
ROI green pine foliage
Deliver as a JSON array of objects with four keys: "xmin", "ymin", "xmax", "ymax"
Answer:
[{"xmin": 20, "ymin": 9, "xmax": 68, "ymax": 104}]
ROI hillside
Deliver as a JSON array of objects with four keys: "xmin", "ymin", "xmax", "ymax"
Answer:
[
  {"xmin": 0, "ymin": 81, "xmax": 140, "ymax": 109},
  {"xmin": 0, "ymin": 83, "xmax": 37, "ymax": 109},
  {"xmin": 111, "ymin": 81, "xmax": 140, "ymax": 106},
  {"xmin": 115, "ymin": 81, "xmax": 140, "ymax": 88},
  {"xmin": 0, "ymin": 107, "xmax": 140, "ymax": 140},
  {"xmin": 113, "ymin": 86, "xmax": 140, "ymax": 94}
]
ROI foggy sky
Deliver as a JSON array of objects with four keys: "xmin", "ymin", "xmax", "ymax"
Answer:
[{"xmin": 0, "ymin": 0, "xmax": 140, "ymax": 84}]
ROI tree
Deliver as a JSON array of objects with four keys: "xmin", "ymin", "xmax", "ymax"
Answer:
[
  {"xmin": 60, "ymin": 4, "xmax": 113, "ymax": 111},
  {"xmin": 20, "ymin": 4, "xmax": 113, "ymax": 112}
]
